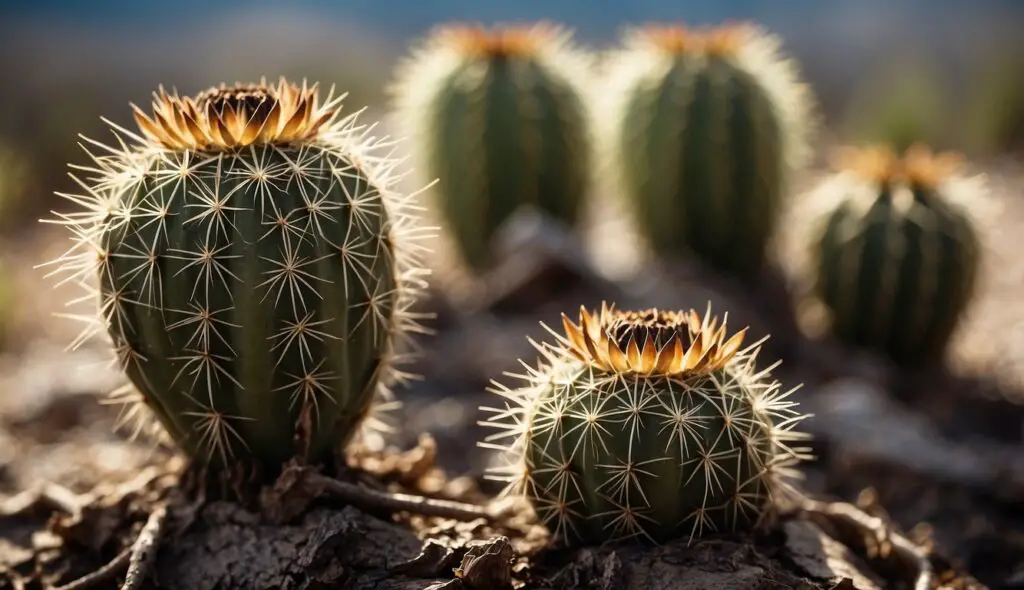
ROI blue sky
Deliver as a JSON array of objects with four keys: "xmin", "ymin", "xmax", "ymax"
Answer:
[{"xmin": 3, "ymin": 0, "xmax": 1012, "ymax": 40}]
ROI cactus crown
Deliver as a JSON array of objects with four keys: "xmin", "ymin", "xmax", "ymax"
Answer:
[
  {"xmin": 437, "ymin": 22, "xmax": 559, "ymax": 57},
  {"xmin": 833, "ymin": 143, "xmax": 964, "ymax": 190},
  {"xmin": 131, "ymin": 77, "xmax": 337, "ymax": 151},
  {"xmin": 639, "ymin": 22, "xmax": 749, "ymax": 55},
  {"xmin": 556, "ymin": 304, "xmax": 747, "ymax": 377}
]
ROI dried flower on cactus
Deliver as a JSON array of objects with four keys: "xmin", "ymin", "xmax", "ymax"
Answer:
[
  {"xmin": 131, "ymin": 79, "xmax": 338, "ymax": 151},
  {"xmin": 557, "ymin": 304, "xmax": 747, "ymax": 376}
]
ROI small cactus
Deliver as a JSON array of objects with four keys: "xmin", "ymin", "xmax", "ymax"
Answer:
[
  {"xmin": 808, "ymin": 144, "xmax": 984, "ymax": 367},
  {"xmin": 390, "ymin": 22, "xmax": 593, "ymax": 271},
  {"xmin": 480, "ymin": 303, "xmax": 810, "ymax": 546},
  {"xmin": 42, "ymin": 78, "xmax": 431, "ymax": 483},
  {"xmin": 598, "ymin": 23, "xmax": 814, "ymax": 280}
]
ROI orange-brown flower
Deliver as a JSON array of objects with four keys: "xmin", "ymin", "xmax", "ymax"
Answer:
[
  {"xmin": 557, "ymin": 303, "xmax": 747, "ymax": 377},
  {"xmin": 640, "ymin": 22, "xmax": 750, "ymax": 56},
  {"xmin": 437, "ymin": 22, "xmax": 558, "ymax": 57},
  {"xmin": 131, "ymin": 77, "xmax": 339, "ymax": 151},
  {"xmin": 833, "ymin": 143, "xmax": 963, "ymax": 189}
]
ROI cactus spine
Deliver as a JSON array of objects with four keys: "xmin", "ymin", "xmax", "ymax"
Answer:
[
  {"xmin": 390, "ymin": 22, "xmax": 593, "ymax": 271},
  {"xmin": 480, "ymin": 303, "xmax": 810, "ymax": 545},
  {"xmin": 599, "ymin": 23, "xmax": 814, "ymax": 280},
  {"xmin": 808, "ymin": 145, "xmax": 984, "ymax": 367},
  {"xmin": 42, "ymin": 78, "xmax": 431, "ymax": 483}
]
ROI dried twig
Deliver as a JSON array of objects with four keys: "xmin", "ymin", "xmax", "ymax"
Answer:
[
  {"xmin": 121, "ymin": 503, "xmax": 168, "ymax": 590},
  {"xmin": 0, "ymin": 482, "xmax": 85, "ymax": 518},
  {"xmin": 310, "ymin": 472, "xmax": 493, "ymax": 522},
  {"xmin": 53, "ymin": 503, "xmax": 169, "ymax": 590},
  {"xmin": 53, "ymin": 548, "xmax": 131, "ymax": 590}
]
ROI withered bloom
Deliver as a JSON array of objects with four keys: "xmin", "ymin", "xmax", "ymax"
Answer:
[
  {"xmin": 639, "ymin": 22, "xmax": 751, "ymax": 56},
  {"xmin": 436, "ymin": 22, "xmax": 560, "ymax": 57},
  {"xmin": 556, "ymin": 303, "xmax": 747, "ymax": 377},
  {"xmin": 131, "ymin": 77, "xmax": 340, "ymax": 151},
  {"xmin": 833, "ymin": 143, "xmax": 964, "ymax": 189}
]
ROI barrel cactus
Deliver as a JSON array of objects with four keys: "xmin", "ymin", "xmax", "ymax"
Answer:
[
  {"xmin": 42, "ymin": 78, "xmax": 431, "ymax": 484},
  {"xmin": 598, "ymin": 23, "xmax": 814, "ymax": 280},
  {"xmin": 480, "ymin": 303, "xmax": 810, "ymax": 545},
  {"xmin": 390, "ymin": 22, "xmax": 593, "ymax": 272},
  {"xmin": 808, "ymin": 144, "xmax": 984, "ymax": 367}
]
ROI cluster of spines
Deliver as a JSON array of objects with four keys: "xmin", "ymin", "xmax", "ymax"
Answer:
[
  {"xmin": 597, "ymin": 22, "xmax": 815, "ymax": 280},
  {"xmin": 40, "ymin": 80, "xmax": 434, "ymax": 477},
  {"xmin": 479, "ymin": 305, "xmax": 811, "ymax": 546},
  {"xmin": 389, "ymin": 21, "xmax": 594, "ymax": 271},
  {"xmin": 807, "ymin": 144, "xmax": 985, "ymax": 367}
]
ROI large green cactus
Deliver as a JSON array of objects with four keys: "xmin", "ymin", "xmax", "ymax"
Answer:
[
  {"xmin": 42, "ymin": 79, "xmax": 431, "ymax": 483},
  {"xmin": 390, "ymin": 22, "xmax": 593, "ymax": 271},
  {"xmin": 599, "ymin": 23, "xmax": 814, "ymax": 280},
  {"xmin": 480, "ymin": 303, "xmax": 810, "ymax": 545},
  {"xmin": 809, "ymin": 145, "xmax": 984, "ymax": 367}
]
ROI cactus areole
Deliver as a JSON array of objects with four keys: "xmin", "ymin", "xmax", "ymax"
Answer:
[
  {"xmin": 43, "ymin": 78, "xmax": 429, "ymax": 485},
  {"xmin": 810, "ymin": 144, "xmax": 983, "ymax": 367},
  {"xmin": 481, "ymin": 303, "xmax": 810, "ymax": 546}
]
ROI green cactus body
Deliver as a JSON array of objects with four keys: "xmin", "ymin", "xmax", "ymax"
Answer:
[
  {"xmin": 810, "ymin": 146, "xmax": 983, "ymax": 367},
  {"xmin": 391, "ymin": 22, "xmax": 592, "ymax": 271},
  {"xmin": 600, "ymin": 24, "xmax": 814, "ymax": 280},
  {"xmin": 43, "ymin": 79, "xmax": 430, "ymax": 483},
  {"xmin": 481, "ymin": 304, "xmax": 809, "ymax": 545}
]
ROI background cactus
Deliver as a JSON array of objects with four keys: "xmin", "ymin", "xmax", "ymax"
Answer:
[
  {"xmin": 390, "ymin": 22, "xmax": 593, "ymax": 272},
  {"xmin": 480, "ymin": 303, "xmax": 810, "ymax": 545},
  {"xmin": 598, "ymin": 23, "xmax": 814, "ymax": 281},
  {"xmin": 808, "ymin": 144, "xmax": 985, "ymax": 367},
  {"xmin": 42, "ymin": 78, "xmax": 431, "ymax": 483}
]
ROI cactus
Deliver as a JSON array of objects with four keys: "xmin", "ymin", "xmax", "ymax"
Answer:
[
  {"xmin": 41, "ymin": 78, "xmax": 431, "ymax": 483},
  {"xmin": 390, "ymin": 22, "xmax": 593, "ymax": 271},
  {"xmin": 598, "ymin": 23, "xmax": 814, "ymax": 280},
  {"xmin": 808, "ymin": 144, "xmax": 984, "ymax": 367},
  {"xmin": 480, "ymin": 303, "xmax": 810, "ymax": 545}
]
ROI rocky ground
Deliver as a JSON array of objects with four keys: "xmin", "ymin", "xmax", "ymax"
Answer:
[{"xmin": 0, "ymin": 160, "xmax": 1023, "ymax": 589}]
